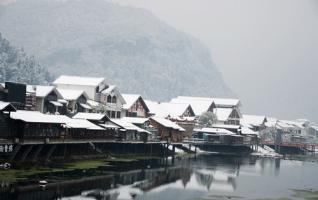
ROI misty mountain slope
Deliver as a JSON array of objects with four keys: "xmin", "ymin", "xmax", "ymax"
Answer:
[{"xmin": 0, "ymin": 0, "xmax": 232, "ymax": 101}]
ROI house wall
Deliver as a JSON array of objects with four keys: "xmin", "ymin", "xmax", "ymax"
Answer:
[
  {"xmin": 126, "ymin": 98, "xmax": 148, "ymax": 117},
  {"xmin": 150, "ymin": 120, "xmax": 183, "ymax": 142},
  {"xmin": 0, "ymin": 112, "xmax": 12, "ymax": 138},
  {"xmin": 36, "ymin": 98, "xmax": 44, "ymax": 113}
]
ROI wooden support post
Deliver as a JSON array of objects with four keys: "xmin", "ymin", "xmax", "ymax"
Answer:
[
  {"xmin": 20, "ymin": 145, "xmax": 33, "ymax": 162},
  {"xmin": 45, "ymin": 145, "xmax": 57, "ymax": 162},
  {"xmin": 9, "ymin": 144, "xmax": 21, "ymax": 162},
  {"xmin": 31, "ymin": 145, "xmax": 44, "ymax": 161}
]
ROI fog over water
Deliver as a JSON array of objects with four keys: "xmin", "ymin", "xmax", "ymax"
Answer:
[{"xmin": 112, "ymin": 0, "xmax": 318, "ymax": 122}]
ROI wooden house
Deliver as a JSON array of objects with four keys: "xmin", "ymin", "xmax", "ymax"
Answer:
[
  {"xmin": 149, "ymin": 117, "xmax": 185, "ymax": 143},
  {"xmin": 170, "ymin": 97, "xmax": 216, "ymax": 116},
  {"xmin": 214, "ymin": 108, "xmax": 241, "ymax": 126},
  {"xmin": 57, "ymin": 89, "xmax": 91, "ymax": 114},
  {"xmin": 53, "ymin": 75, "xmax": 107, "ymax": 101},
  {"xmin": 122, "ymin": 94, "xmax": 149, "ymax": 118},
  {"xmin": 111, "ymin": 119, "xmax": 151, "ymax": 142},
  {"xmin": 35, "ymin": 86, "xmax": 63, "ymax": 114},
  {"xmin": 9, "ymin": 110, "xmax": 106, "ymax": 141},
  {"xmin": 0, "ymin": 101, "xmax": 16, "ymax": 139},
  {"xmin": 240, "ymin": 115, "xmax": 267, "ymax": 132},
  {"xmin": 99, "ymin": 85, "xmax": 126, "ymax": 118}
]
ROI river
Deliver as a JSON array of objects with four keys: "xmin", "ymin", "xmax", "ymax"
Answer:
[{"xmin": 1, "ymin": 154, "xmax": 318, "ymax": 200}]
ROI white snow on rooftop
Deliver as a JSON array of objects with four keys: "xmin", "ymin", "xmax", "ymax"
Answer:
[
  {"xmin": 0, "ymin": 101, "xmax": 15, "ymax": 111},
  {"xmin": 241, "ymin": 126, "xmax": 258, "ymax": 135},
  {"xmin": 53, "ymin": 75, "xmax": 105, "ymax": 86},
  {"xmin": 73, "ymin": 112, "xmax": 109, "ymax": 121},
  {"xmin": 241, "ymin": 115, "xmax": 267, "ymax": 127},
  {"xmin": 36, "ymin": 86, "xmax": 57, "ymax": 98},
  {"xmin": 10, "ymin": 110, "xmax": 70, "ymax": 124},
  {"xmin": 150, "ymin": 117, "xmax": 185, "ymax": 132},
  {"xmin": 122, "ymin": 117, "xmax": 149, "ymax": 125},
  {"xmin": 214, "ymin": 108, "xmax": 233, "ymax": 122},
  {"xmin": 122, "ymin": 94, "xmax": 141, "ymax": 110},
  {"xmin": 196, "ymin": 127, "xmax": 235, "ymax": 135},
  {"xmin": 57, "ymin": 89, "xmax": 87, "ymax": 101},
  {"xmin": 159, "ymin": 102, "xmax": 193, "ymax": 118},
  {"xmin": 170, "ymin": 97, "xmax": 213, "ymax": 116},
  {"xmin": 102, "ymin": 85, "xmax": 116, "ymax": 94},
  {"xmin": 176, "ymin": 96, "xmax": 240, "ymax": 108},
  {"xmin": 111, "ymin": 119, "xmax": 151, "ymax": 134},
  {"xmin": 144, "ymin": 100, "xmax": 167, "ymax": 116},
  {"xmin": 10, "ymin": 110, "xmax": 104, "ymax": 130}
]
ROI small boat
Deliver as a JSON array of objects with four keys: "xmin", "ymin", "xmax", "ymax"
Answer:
[{"xmin": 0, "ymin": 163, "xmax": 11, "ymax": 169}]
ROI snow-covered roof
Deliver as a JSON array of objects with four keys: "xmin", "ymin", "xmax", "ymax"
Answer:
[
  {"xmin": 212, "ymin": 124, "xmax": 240, "ymax": 130},
  {"xmin": 159, "ymin": 102, "xmax": 194, "ymax": 118},
  {"xmin": 73, "ymin": 112, "xmax": 109, "ymax": 121},
  {"xmin": 99, "ymin": 121, "xmax": 120, "ymax": 129},
  {"xmin": 214, "ymin": 108, "xmax": 234, "ymax": 122},
  {"xmin": 212, "ymin": 98, "xmax": 240, "ymax": 108},
  {"xmin": 144, "ymin": 100, "xmax": 167, "ymax": 116},
  {"xmin": 53, "ymin": 75, "xmax": 105, "ymax": 86},
  {"xmin": 0, "ymin": 101, "xmax": 16, "ymax": 111},
  {"xmin": 175, "ymin": 96, "xmax": 240, "ymax": 108},
  {"xmin": 241, "ymin": 126, "xmax": 258, "ymax": 135},
  {"xmin": 195, "ymin": 127, "xmax": 235, "ymax": 135},
  {"xmin": 36, "ymin": 86, "xmax": 59, "ymax": 98},
  {"xmin": 122, "ymin": 117, "xmax": 149, "ymax": 125},
  {"xmin": 102, "ymin": 85, "xmax": 116, "ymax": 94},
  {"xmin": 0, "ymin": 83, "xmax": 4, "ymax": 90},
  {"xmin": 64, "ymin": 119, "xmax": 104, "ymax": 130},
  {"xmin": 111, "ymin": 119, "xmax": 151, "ymax": 134},
  {"xmin": 122, "ymin": 94, "xmax": 141, "ymax": 110},
  {"xmin": 170, "ymin": 97, "xmax": 214, "ymax": 116},
  {"xmin": 10, "ymin": 110, "xmax": 104, "ymax": 130},
  {"xmin": 26, "ymin": 85, "xmax": 36, "ymax": 93},
  {"xmin": 241, "ymin": 115, "xmax": 267, "ymax": 127},
  {"xmin": 278, "ymin": 120, "xmax": 305, "ymax": 130},
  {"xmin": 57, "ymin": 89, "xmax": 88, "ymax": 101},
  {"xmin": 10, "ymin": 110, "xmax": 70, "ymax": 124},
  {"xmin": 150, "ymin": 117, "xmax": 185, "ymax": 132}
]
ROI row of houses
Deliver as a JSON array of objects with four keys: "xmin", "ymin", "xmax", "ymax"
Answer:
[{"xmin": 2, "ymin": 75, "xmax": 315, "ymax": 147}]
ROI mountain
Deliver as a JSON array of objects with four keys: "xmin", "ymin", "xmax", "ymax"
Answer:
[
  {"xmin": 0, "ymin": 0, "xmax": 233, "ymax": 101},
  {"xmin": 0, "ymin": 33, "xmax": 51, "ymax": 85}
]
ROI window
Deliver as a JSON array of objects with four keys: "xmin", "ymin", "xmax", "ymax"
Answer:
[
  {"xmin": 116, "ymin": 111, "xmax": 121, "ymax": 118},
  {"xmin": 107, "ymin": 95, "xmax": 112, "ymax": 103},
  {"xmin": 111, "ymin": 111, "xmax": 116, "ymax": 118},
  {"xmin": 112, "ymin": 96, "xmax": 117, "ymax": 104}
]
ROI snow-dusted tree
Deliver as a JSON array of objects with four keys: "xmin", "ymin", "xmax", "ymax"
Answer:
[
  {"xmin": 198, "ymin": 111, "xmax": 217, "ymax": 128},
  {"xmin": 0, "ymin": 33, "xmax": 51, "ymax": 84}
]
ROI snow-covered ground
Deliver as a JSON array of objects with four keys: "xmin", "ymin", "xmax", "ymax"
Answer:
[{"xmin": 251, "ymin": 145, "xmax": 283, "ymax": 158}]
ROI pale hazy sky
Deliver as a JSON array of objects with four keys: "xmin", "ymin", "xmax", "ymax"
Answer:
[{"xmin": 111, "ymin": 0, "xmax": 318, "ymax": 121}]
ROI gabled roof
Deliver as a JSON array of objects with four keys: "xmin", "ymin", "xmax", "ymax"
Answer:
[
  {"xmin": 241, "ymin": 115, "xmax": 267, "ymax": 127},
  {"xmin": 57, "ymin": 89, "xmax": 89, "ymax": 101},
  {"xmin": 159, "ymin": 102, "xmax": 195, "ymax": 118},
  {"xmin": 214, "ymin": 108, "xmax": 234, "ymax": 122},
  {"xmin": 10, "ymin": 110, "xmax": 71, "ymax": 124},
  {"xmin": 170, "ymin": 97, "xmax": 214, "ymax": 116},
  {"xmin": 36, "ymin": 86, "xmax": 61, "ymax": 98},
  {"xmin": 122, "ymin": 117, "xmax": 149, "ymax": 125},
  {"xmin": 53, "ymin": 75, "xmax": 105, "ymax": 86},
  {"xmin": 122, "ymin": 94, "xmax": 141, "ymax": 110},
  {"xmin": 150, "ymin": 117, "xmax": 185, "ymax": 132},
  {"xmin": 101, "ymin": 85, "xmax": 126, "ymax": 104},
  {"xmin": 195, "ymin": 127, "xmax": 235, "ymax": 135},
  {"xmin": 111, "ymin": 119, "xmax": 151, "ymax": 134},
  {"xmin": 144, "ymin": 100, "xmax": 167, "ymax": 116},
  {"xmin": 0, "ymin": 101, "xmax": 16, "ymax": 111},
  {"xmin": 10, "ymin": 110, "xmax": 104, "ymax": 130},
  {"xmin": 72, "ymin": 112, "xmax": 109, "ymax": 121},
  {"xmin": 241, "ymin": 126, "xmax": 258, "ymax": 135},
  {"xmin": 174, "ymin": 96, "xmax": 241, "ymax": 109}
]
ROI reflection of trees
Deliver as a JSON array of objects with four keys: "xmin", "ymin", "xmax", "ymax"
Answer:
[
  {"xmin": 195, "ymin": 171, "xmax": 213, "ymax": 190},
  {"xmin": 194, "ymin": 169, "xmax": 237, "ymax": 191}
]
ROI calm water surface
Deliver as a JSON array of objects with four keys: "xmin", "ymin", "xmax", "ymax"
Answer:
[{"xmin": 1, "ymin": 154, "xmax": 318, "ymax": 200}]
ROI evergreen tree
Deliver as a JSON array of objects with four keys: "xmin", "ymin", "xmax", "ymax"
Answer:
[{"xmin": 0, "ymin": 33, "xmax": 51, "ymax": 84}]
